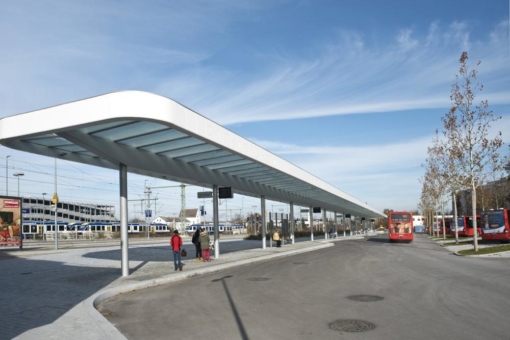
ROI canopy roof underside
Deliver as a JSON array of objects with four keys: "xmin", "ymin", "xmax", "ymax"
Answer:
[{"xmin": 0, "ymin": 91, "xmax": 384, "ymax": 218}]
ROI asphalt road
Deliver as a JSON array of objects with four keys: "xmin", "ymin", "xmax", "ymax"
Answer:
[{"xmin": 98, "ymin": 235, "xmax": 510, "ymax": 340}]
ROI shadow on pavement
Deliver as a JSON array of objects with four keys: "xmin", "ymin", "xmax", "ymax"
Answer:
[
  {"xmin": 211, "ymin": 275, "xmax": 249, "ymax": 340},
  {"xmin": 365, "ymin": 237, "xmax": 390, "ymax": 243},
  {"xmin": 83, "ymin": 240, "xmax": 265, "ymax": 262},
  {"xmin": 1, "ymin": 257, "xmax": 119, "ymax": 339}
]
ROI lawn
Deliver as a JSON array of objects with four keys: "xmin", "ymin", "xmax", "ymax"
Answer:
[{"xmin": 458, "ymin": 244, "xmax": 510, "ymax": 256}]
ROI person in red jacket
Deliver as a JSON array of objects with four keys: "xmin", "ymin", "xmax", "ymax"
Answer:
[{"xmin": 170, "ymin": 230, "xmax": 183, "ymax": 271}]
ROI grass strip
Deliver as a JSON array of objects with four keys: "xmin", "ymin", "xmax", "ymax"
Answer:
[{"xmin": 458, "ymin": 244, "xmax": 510, "ymax": 256}]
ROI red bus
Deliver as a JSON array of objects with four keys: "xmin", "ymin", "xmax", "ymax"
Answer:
[
  {"xmin": 449, "ymin": 215, "xmax": 481, "ymax": 237},
  {"xmin": 481, "ymin": 209, "xmax": 510, "ymax": 242},
  {"xmin": 388, "ymin": 211, "xmax": 413, "ymax": 242},
  {"xmin": 434, "ymin": 219, "xmax": 452, "ymax": 235}
]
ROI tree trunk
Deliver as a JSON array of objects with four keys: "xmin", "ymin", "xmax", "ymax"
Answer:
[
  {"xmin": 453, "ymin": 191, "xmax": 459, "ymax": 244},
  {"xmin": 441, "ymin": 202, "xmax": 446, "ymax": 240},
  {"xmin": 471, "ymin": 181, "xmax": 479, "ymax": 252},
  {"xmin": 434, "ymin": 209, "xmax": 438, "ymax": 238}
]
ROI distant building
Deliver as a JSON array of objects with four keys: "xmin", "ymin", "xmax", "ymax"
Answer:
[
  {"xmin": 456, "ymin": 176, "xmax": 510, "ymax": 215},
  {"xmin": 151, "ymin": 208, "xmax": 200, "ymax": 229},
  {"xmin": 21, "ymin": 196, "xmax": 116, "ymax": 224}
]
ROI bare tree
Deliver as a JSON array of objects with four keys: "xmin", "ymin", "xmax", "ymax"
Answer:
[
  {"xmin": 441, "ymin": 52, "xmax": 503, "ymax": 251},
  {"xmin": 419, "ymin": 166, "xmax": 442, "ymax": 237},
  {"xmin": 426, "ymin": 131, "xmax": 453, "ymax": 240},
  {"xmin": 418, "ymin": 178, "xmax": 435, "ymax": 235}
]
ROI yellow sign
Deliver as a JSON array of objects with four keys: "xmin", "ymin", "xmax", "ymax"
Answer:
[{"xmin": 52, "ymin": 193, "xmax": 59, "ymax": 204}]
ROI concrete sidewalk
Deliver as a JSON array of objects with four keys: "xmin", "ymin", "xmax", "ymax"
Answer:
[{"xmin": 1, "ymin": 236, "xmax": 361, "ymax": 340}]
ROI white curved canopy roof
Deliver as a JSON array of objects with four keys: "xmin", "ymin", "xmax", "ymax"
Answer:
[{"xmin": 0, "ymin": 91, "xmax": 384, "ymax": 218}]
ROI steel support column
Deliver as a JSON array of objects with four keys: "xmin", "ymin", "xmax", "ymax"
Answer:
[
  {"xmin": 290, "ymin": 202, "xmax": 295, "ymax": 244},
  {"xmin": 261, "ymin": 196, "xmax": 266, "ymax": 249},
  {"xmin": 323, "ymin": 209, "xmax": 327, "ymax": 239},
  {"xmin": 120, "ymin": 163, "xmax": 129, "ymax": 277},
  {"xmin": 213, "ymin": 185, "xmax": 220, "ymax": 258},
  {"xmin": 309, "ymin": 206, "xmax": 314, "ymax": 241}
]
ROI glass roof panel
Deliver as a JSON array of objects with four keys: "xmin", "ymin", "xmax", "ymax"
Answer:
[
  {"xmin": 141, "ymin": 137, "xmax": 204, "ymax": 153},
  {"xmin": 76, "ymin": 151, "xmax": 98, "ymax": 157},
  {"xmin": 176, "ymin": 150, "xmax": 231, "ymax": 163},
  {"xmin": 191, "ymin": 155, "xmax": 243, "ymax": 167},
  {"xmin": 258, "ymin": 177, "xmax": 294, "ymax": 185},
  {"xmin": 54, "ymin": 144, "xmax": 88, "ymax": 152},
  {"xmin": 212, "ymin": 163, "xmax": 261, "ymax": 174},
  {"xmin": 24, "ymin": 137, "xmax": 71, "ymax": 147},
  {"xmin": 206, "ymin": 159, "xmax": 253, "ymax": 170},
  {"xmin": 79, "ymin": 120, "xmax": 134, "ymax": 134},
  {"xmin": 247, "ymin": 175, "xmax": 285, "ymax": 183},
  {"xmin": 223, "ymin": 166, "xmax": 265, "ymax": 176},
  {"xmin": 243, "ymin": 171, "xmax": 281, "ymax": 181},
  {"xmin": 159, "ymin": 144, "xmax": 219, "ymax": 158},
  {"xmin": 92, "ymin": 121, "xmax": 168, "ymax": 141},
  {"xmin": 117, "ymin": 129, "xmax": 188, "ymax": 148}
]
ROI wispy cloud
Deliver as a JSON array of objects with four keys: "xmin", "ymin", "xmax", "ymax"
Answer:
[{"xmin": 188, "ymin": 20, "xmax": 510, "ymax": 125}]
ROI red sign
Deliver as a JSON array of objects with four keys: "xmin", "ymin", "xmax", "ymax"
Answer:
[{"xmin": 3, "ymin": 200, "xmax": 20, "ymax": 208}]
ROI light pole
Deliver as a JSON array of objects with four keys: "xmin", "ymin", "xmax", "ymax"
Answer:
[
  {"xmin": 13, "ymin": 172, "xmax": 24, "ymax": 197},
  {"xmin": 252, "ymin": 205, "xmax": 257, "ymax": 234},
  {"xmin": 5, "ymin": 155, "xmax": 11, "ymax": 195},
  {"xmin": 42, "ymin": 193, "xmax": 47, "ymax": 222},
  {"xmin": 54, "ymin": 153, "xmax": 67, "ymax": 249}
]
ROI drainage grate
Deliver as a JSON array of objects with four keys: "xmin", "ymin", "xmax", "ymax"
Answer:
[
  {"xmin": 330, "ymin": 319, "xmax": 376, "ymax": 332},
  {"xmin": 348, "ymin": 295, "xmax": 384, "ymax": 302},
  {"xmin": 293, "ymin": 262, "xmax": 309, "ymax": 265},
  {"xmin": 247, "ymin": 277, "xmax": 270, "ymax": 281}
]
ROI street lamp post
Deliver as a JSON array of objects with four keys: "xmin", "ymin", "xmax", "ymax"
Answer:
[
  {"xmin": 13, "ymin": 172, "xmax": 24, "ymax": 197},
  {"xmin": 5, "ymin": 155, "xmax": 11, "ymax": 195},
  {"xmin": 42, "ymin": 193, "xmax": 47, "ymax": 222}
]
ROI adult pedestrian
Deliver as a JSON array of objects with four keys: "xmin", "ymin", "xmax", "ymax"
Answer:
[
  {"xmin": 273, "ymin": 229, "xmax": 281, "ymax": 247},
  {"xmin": 192, "ymin": 227, "xmax": 203, "ymax": 262},
  {"xmin": 199, "ymin": 227, "xmax": 211, "ymax": 262},
  {"xmin": 170, "ymin": 230, "xmax": 183, "ymax": 271}
]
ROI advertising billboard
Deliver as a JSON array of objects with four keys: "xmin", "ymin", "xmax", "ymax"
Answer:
[{"xmin": 0, "ymin": 196, "xmax": 22, "ymax": 248}]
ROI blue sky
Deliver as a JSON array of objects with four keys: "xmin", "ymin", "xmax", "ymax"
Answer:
[{"xmin": 0, "ymin": 0, "xmax": 508, "ymax": 220}]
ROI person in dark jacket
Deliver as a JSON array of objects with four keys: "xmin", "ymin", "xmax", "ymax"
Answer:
[{"xmin": 192, "ymin": 227, "xmax": 203, "ymax": 262}]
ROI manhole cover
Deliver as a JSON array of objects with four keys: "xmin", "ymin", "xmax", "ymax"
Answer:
[
  {"xmin": 247, "ymin": 277, "xmax": 270, "ymax": 281},
  {"xmin": 348, "ymin": 295, "xmax": 384, "ymax": 302},
  {"xmin": 293, "ymin": 262, "xmax": 309, "ymax": 265},
  {"xmin": 330, "ymin": 319, "xmax": 376, "ymax": 332}
]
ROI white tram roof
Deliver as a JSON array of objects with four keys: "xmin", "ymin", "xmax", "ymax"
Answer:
[{"xmin": 0, "ymin": 91, "xmax": 384, "ymax": 218}]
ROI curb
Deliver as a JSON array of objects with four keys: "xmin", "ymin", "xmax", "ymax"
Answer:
[
  {"xmin": 86, "ymin": 242, "xmax": 334, "ymax": 339},
  {"xmin": 453, "ymin": 249, "xmax": 510, "ymax": 257}
]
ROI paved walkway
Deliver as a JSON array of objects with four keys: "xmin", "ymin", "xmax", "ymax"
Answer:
[{"xmin": 0, "ymin": 235, "xmax": 364, "ymax": 340}]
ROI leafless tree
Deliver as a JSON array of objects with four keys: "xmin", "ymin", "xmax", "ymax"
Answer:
[{"xmin": 441, "ymin": 52, "xmax": 503, "ymax": 251}]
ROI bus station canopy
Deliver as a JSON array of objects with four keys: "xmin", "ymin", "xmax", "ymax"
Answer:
[{"xmin": 0, "ymin": 91, "xmax": 384, "ymax": 218}]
